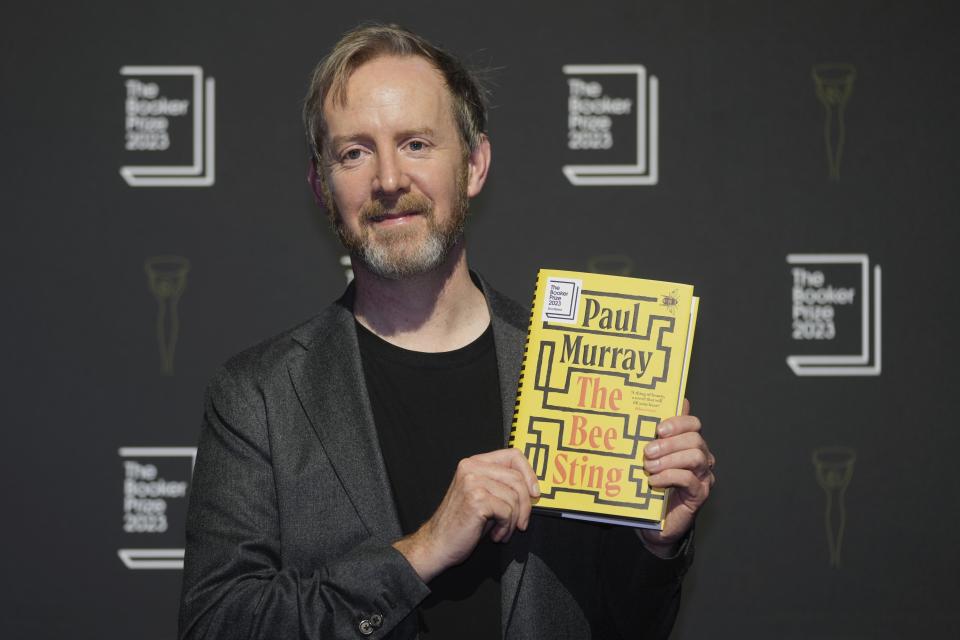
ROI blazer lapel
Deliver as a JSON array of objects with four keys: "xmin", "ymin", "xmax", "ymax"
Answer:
[
  {"xmin": 288, "ymin": 296, "xmax": 403, "ymax": 541},
  {"xmin": 483, "ymin": 279, "xmax": 532, "ymax": 639}
]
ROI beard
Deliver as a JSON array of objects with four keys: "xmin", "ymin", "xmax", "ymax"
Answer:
[{"xmin": 328, "ymin": 165, "xmax": 470, "ymax": 280}]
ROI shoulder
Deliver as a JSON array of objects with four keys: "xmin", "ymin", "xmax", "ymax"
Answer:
[{"xmin": 210, "ymin": 294, "xmax": 353, "ymax": 397}]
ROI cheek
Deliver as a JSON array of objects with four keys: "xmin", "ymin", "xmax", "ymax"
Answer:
[
  {"xmin": 408, "ymin": 166, "xmax": 457, "ymax": 202},
  {"xmin": 328, "ymin": 174, "xmax": 368, "ymax": 215}
]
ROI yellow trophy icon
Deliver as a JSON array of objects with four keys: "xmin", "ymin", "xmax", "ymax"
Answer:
[
  {"xmin": 812, "ymin": 63, "xmax": 856, "ymax": 181},
  {"xmin": 586, "ymin": 254, "xmax": 634, "ymax": 277},
  {"xmin": 812, "ymin": 446, "xmax": 856, "ymax": 567},
  {"xmin": 144, "ymin": 256, "xmax": 190, "ymax": 376}
]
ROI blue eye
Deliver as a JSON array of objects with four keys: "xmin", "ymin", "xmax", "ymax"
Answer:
[
  {"xmin": 342, "ymin": 148, "xmax": 362, "ymax": 161},
  {"xmin": 408, "ymin": 141, "xmax": 425, "ymax": 151}
]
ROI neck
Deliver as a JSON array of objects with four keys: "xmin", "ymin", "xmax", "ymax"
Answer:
[{"xmin": 351, "ymin": 241, "xmax": 490, "ymax": 352}]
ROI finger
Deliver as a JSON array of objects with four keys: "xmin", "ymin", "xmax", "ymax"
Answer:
[
  {"xmin": 656, "ymin": 414, "xmax": 701, "ymax": 438},
  {"xmin": 480, "ymin": 480, "xmax": 526, "ymax": 541},
  {"xmin": 644, "ymin": 431, "xmax": 704, "ymax": 458},
  {"xmin": 472, "ymin": 483, "xmax": 521, "ymax": 542},
  {"xmin": 475, "ymin": 449, "xmax": 541, "ymax": 497},
  {"xmin": 464, "ymin": 461, "xmax": 533, "ymax": 530},
  {"xmin": 505, "ymin": 449, "xmax": 541, "ymax": 498},
  {"xmin": 682, "ymin": 398, "xmax": 691, "ymax": 416},
  {"xmin": 459, "ymin": 480, "xmax": 515, "ymax": 542},
  {"xmin": 644, "ymin": 448, "xmax": 710, "ymax": 477},
  {"xmin": 646, "ymin": 468, "xmax": 711, "ymax": 501},
  {"xmin": 489, "ymin": 517, "xmax": 512, "ymax": 543}
]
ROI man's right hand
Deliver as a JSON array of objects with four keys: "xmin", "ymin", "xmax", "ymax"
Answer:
[{"xmin": 392, "ymin": 448, "xmax": 540, "ymax": 583}]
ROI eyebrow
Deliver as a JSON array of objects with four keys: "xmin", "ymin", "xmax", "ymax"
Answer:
[{"xmin": 328, "ymin": 127, "xmax": 440, "ymax": 152}]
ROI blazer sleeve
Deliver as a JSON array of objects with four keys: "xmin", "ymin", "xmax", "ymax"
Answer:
[{"xmin": 178, "ymin": 367, "xmax": 430, "ymax": 640}]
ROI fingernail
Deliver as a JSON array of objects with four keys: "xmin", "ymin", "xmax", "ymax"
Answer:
[
  {"xmin": 646, "ymin": 458, "xmax": 660, "ymax": 472},
  {"xmin": 646, "ymin": 443, "xmax": 660, "ymax": 457},
  {"xmin": 658, "ymin": 423, "xmax": 673, "ymax": 436},
  {"xmin": 531, "ymin": 482, "xmax": 540, "ymax": 496}
]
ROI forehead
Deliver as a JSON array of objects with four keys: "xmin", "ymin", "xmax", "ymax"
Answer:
[{"xmin": 323, "ymin": 55, "xmax": 457, "ymax": 137}]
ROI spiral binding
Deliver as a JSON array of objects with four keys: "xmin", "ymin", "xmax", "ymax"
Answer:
[{"xmin": 508, "ymin": 269, "xmax": 543, "ymax": 448}]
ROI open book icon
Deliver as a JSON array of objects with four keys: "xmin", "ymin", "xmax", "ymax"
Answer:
[{"xmin": 562, "ymin": 65, "xmax": 658, "ymax": 186}]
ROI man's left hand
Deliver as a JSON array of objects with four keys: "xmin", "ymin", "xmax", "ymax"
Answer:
[{"xmin": 638, "ymin": 399, "xmax": 716, "ymax": 557}]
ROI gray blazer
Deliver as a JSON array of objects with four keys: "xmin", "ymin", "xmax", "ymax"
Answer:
[{"xmin": 179, "ymin": 279, "xmax": 690, "ymax": 639}]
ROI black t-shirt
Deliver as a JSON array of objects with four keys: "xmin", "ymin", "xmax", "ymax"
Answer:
[{"xmin": 356, "ymin": 320, "xmax": 504, "ymax": 638}]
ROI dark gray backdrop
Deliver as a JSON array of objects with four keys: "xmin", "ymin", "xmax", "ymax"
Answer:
[{"xmin": 3, "ymin": 1, "xmax": 959, "ymax": 638}]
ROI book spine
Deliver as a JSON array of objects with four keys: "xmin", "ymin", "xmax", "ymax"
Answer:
[{"xmin": 508, "ymin": 270, "xmax": 543, "ymax": 448}]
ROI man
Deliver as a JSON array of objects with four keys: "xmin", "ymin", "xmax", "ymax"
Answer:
[{"xmin": 179, "ymin": 23, "xmax": 715, "ymax": 639}]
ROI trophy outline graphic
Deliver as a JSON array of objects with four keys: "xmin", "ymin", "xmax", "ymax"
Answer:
[
  {"xmin": 117, "ymin": 446, "xmax": 197, "ymax": 570},
  {"xmin": 562, "ymin": 65, "xmax": 658, "ymax": 186},
  {"xmin": 812, "ymin": 63, "xmax": 856, "ymax": 181},
  {"xmin": 120, "ymin": 65, "xmax": 216, "ymax": 187},
  {"xmin": 812, "ymin": 446, "xmax": 856, "ymax": 567},
  {"xmin": 145, "ymin": 255, "xmax": 190, "ymax": 376},
  {"xmin": 786, "ymin": 253, "xmax": 881, "ymax": 377}
]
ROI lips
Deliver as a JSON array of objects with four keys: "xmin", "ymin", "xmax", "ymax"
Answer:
[{"xmin": 368, "ymin": 210, "xmax": 422, "ymax": 224}]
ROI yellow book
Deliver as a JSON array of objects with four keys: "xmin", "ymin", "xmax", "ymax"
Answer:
[{"xmin": 510, "ymin": 269, "xmax": 699, "ymax": 529}]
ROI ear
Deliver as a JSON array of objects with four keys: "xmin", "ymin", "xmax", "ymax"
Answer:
[
  {"xmin": 307, "ymin": 158, "xmax": 326, "ymax": 206},
  {"xmin": 465, "ymin": 134, "xmax": 492, "ymax": 198}
]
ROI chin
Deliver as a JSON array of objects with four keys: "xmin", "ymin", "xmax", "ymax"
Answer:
[{"xmin": 356, "ymin": 233, "xmax": 459, "ymax": 280}]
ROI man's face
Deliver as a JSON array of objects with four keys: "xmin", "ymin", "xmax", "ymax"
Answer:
[{"xmin": 318, "ymin": 55, "xmax": 488, "ymax": 280}]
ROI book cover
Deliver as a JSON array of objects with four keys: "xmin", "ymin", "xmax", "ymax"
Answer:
[{"xmin": 510, "ymin": 269, "xmax": 699, "ymax": 529}]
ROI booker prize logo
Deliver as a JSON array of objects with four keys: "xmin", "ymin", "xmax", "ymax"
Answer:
[
  {"xmin": 542, "ymin": 277, "xmax": 583, "ymax": 324},
  {"xmin": 118, "ymin": 447, "xmax": 196, "ymax": 569},
  {"xmin": 563, "ymin": 65, "xmax": 658, "ymax": 186},
  {"xmin": 120, "ymin": 66, "xmax": 215, "ymax": 186},
  {"xmin": 787, "ymin": 253, "xmax": 881, "ymax": 376}
]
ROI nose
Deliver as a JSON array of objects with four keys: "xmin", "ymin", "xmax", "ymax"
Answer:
[{"xmin": 372, "ymin": 149, "xmax": 411, "ymax": 196}]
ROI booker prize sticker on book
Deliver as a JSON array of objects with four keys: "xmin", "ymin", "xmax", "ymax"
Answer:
[{"xmin": 510, "ymin": 269, "xmax": 699, "ymax": 529}]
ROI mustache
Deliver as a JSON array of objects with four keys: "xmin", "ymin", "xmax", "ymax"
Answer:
[{"xmin": 360, "ymin": 193, "xmax": 434, "ymax": 222}]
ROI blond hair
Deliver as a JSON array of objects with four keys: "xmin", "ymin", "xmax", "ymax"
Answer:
[{"xmin": 303, "ymin": 23, "xmax": 488, "ymax": 163}]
